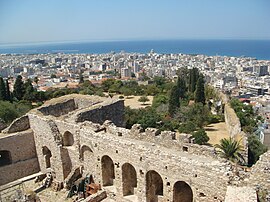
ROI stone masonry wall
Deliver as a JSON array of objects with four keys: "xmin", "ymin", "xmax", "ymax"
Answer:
[
  {"xmin": 249, "ymin": 150, "xmax": 270, "ymax": 197},
  {"xmin": 28, "ymin": 111, "xmax": 234, "ymax": 202},
  {"xmin": 75, "ymin": 100, "xmax": 124, "ymax": 127},
  {"xmin": 0, "ymin": 130, "xmax": 40, "ymax": 185}
]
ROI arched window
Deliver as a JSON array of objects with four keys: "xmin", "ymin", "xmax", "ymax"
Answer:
[
  {"xmin": 173, "ymin": 181, "xmax": 193, "ymax": 202},
  {"xmin": 0, "ymin": 150, "xmax": 12, "ymax": 166},
  {"xmin": 42, "ymin": 146, "xmax": 52, "ymax": 168},
  {"xmin": 122, "ymin": 163, "xmax": 137, "ymax": 196},
  {"xmin": 80, "ymin": 145, "xmax": 93, "ymax": 161},
  {"xmin": 101, "ymin": 155, "xmax": 115, "ymax": 186},
  {"xmin": 63, "ymin": 131, "xmax": 74, "ymax": 146},
  {"xmin": 146, "ymin": 170, "xmax": 163, "ymax": 202}
]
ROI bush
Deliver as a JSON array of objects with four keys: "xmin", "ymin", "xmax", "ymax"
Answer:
[
  {"xmin": 191, "ymin": 129, "xmax": 209, "ymax": 145},
  {"xmin": 119, "ymin": 95, "xmax": 124, "ymax": 99},
  {"xmin": 178, "ymin": 121, "xmax": 196, "ymax": 133},
  {"xmin": 208, "ymin": 114, "xmax": 221, "ymax": 124},
  {"xmin": 248, "ymin": 135, "xmax": 268, "ymax": 166}
]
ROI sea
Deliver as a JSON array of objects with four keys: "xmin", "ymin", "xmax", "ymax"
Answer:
[{"xmin": 0, "ymin": 39, "xmax": 270, "ymax": 60}]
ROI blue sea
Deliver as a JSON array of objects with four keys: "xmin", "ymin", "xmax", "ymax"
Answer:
[{"xmin": 0, "ymin": 39, "xmax": 270, "ymax": 60}]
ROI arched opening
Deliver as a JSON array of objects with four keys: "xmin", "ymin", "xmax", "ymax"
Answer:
[
  {"xmin": 101, "ymin": 155, "xmax": 115, "ymax": 186},
  {"xmin": 146, "ymin": 170, "xmax": 163, "ymax": 202},
  {"xmin": 62, "ymin": 148, "xmax": 72, "ymax": 179},
  {"xmin": 63, "ymin": 131, "xmax": 74, "ymax": 146},
  {"xmin": 173, "ymin": 181, "xmax": 193, "ymax": 202},
  {"xmin": 0, "ymin": 150, "xmax": 12, "ymax": 166},
  {"xmin": 42, "ymin": 146, "xmax": 52, "ymax": 168},
  {"xmin": 122, "ymin": 163, "xmax": 137, "ymax": 196},
  {"xmin": 80, "ymin": 145, "xmax": 93, "ymax": 161}
]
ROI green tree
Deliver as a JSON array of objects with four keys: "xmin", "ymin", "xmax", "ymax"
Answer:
[
  {"xmin": 153, "ymin": 76, "xmax": 167, "ymax": 89},
  {"xmin": 152, "ymin": 95, "xmax": 168, "ymax": 109},
  {"xmin": 5, "ymin": 79, "xmax": 11, "ymax": 102},
  {"xmin": 109, "ymin": 80, "xmax": 123, "ymax": 93},
  {"xmin": 34, "ymin": 76, "xmax": 39, "ymax": 86},
  {"xmin": 168, "ymin": 85, "xmax": 180, "ymax": 116},
  {"xmin": 13, "ymin": 75, "xmax": 25, "ymax": 100},
  {"xmin": 177, "ymin": 76, "xmax": 186, "ymax": 99},
  {"xmin": 194, "ymin": 74, "xmax": 205, "ymax": 105},
  {"xmin": 79, "ymin": 72, "xmax": 84, "ymax": 84},
  {"xmin": 215, "ymin": 137, "xmax": 244, "ymax": 164},
  {"xmin": 138, "ymin": 96, "xmax": 149, "ymax": 105},
  {"xmin": 189, "ymin": 68, "xmax": 199, "ymax": 93},
  {"xmin": 23, "ymin": 84, "xmax": 36, "ymax": 101},
  {"xmin": 0, "ymin": 101, "xmax": 19, "ymax": 124},
  {"xmin": 122, "ymin": 88, "xmax": 133, "ymax": 98},
  {"xmin": 183, "ymin": 103, "xmax": 210, "ymax": 128},
  {"xmin": 248, "ymin": 135, "xmax": 268, "ymax": 166},
  {"xmin": 50, "ymin": 74, "xmax": 57, "ymax": 78},
  {"xmin": 145, "ymin": 84, "xmax": 160, "ymax": 96},
  {"xmin": 191, "ymin": 129, "xmax": 209, "ymax": 145},
  {"xmin": 0, "ymin": 77, "xmax": 6, "ymax": 100},
  {"xmin": 178, "ymin": 121, "xmax": 197, "ymax": 134},
  {"xmin": 101, "ymin": 79, "xmax": 116, "ymax": 91}
]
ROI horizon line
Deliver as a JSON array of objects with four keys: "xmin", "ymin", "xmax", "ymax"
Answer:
[{"xmin": 1, "ymin": 37, "xmax": 270, "ymax": 48}]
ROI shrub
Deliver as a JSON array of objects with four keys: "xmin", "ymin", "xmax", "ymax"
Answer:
[
  {"xmin": 248, "ymin": 135, "xmax": 268, "ymax": 166},
  {"xmin": 191, "ymin": 129, "xmax": 209, "ymax": 145},
  {"xmin": 178, "ymin": 121, "xmax": 196, "ymax": 133}
]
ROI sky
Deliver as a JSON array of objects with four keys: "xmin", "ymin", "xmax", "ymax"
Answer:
[{"xmin": 0, "ymin": 0, "xmax": 270, "ymax": 44}]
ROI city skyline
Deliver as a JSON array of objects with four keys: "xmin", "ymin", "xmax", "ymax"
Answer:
[{"xmin": 0, "ymin": 0, "xmax": 270, "ymax": 44}]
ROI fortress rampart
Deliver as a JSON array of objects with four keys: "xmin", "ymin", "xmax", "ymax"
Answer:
[{"xmin": 0, "ymin": 94, "xmax": 269, "ymax": 202}]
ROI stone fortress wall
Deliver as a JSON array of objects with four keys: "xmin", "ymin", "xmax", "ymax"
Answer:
[
  {"xmin": 0, "ymin": 94, "xmax": 269, "ymax": 202},
  {"xmin": 0, "ymin": 127, "xmax": 40, "ymax": 185},
  {"xmin": 221, "ymin": 93, "xmax": 249, "ymax": 160}
]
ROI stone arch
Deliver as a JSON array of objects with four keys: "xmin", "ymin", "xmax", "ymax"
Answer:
[
  {"xmin": 146, "ymin": 170, "xmax": 163, "ymax": 202},
  {"xmin": 101, "ymin": 155, "xmax": 115, "ymax": 186},
  {"xmin": 80, "ymin": 145, "xmax": 93, "ymax": 161},
  {"xmin": 63, "ymin": 131, "xmax": 74, "ymax": 146},
  {"xmin": 122, "ymin": 163, "xmax": 137, "ymax": 196},
  {"xmin": 173, "ymin": 181, "xmax": 193, "ymax": 202},
  {"xmin": 0, "ymin": 150, "xmax": 12, "ymax": 166},
  {"xmin": 42, "ymin": 146, "xmax": 52, "ymax": 168}
]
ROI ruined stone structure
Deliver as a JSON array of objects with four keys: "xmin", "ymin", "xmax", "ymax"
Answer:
[{"xmin": 0, "ymin": 94, "xmax": 269, "ymax": 202}]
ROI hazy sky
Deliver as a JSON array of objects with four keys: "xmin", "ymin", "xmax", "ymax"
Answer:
[{"xmin": 0, "ymin": 0, "xmax": 270, "ymax": 44}]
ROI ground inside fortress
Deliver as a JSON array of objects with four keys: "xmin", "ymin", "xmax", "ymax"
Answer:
[
  {"xmin": 2, "ymin": 178, "xmax": 118, "ymax": 202},
  {"xmin": 122, "ymin": 95, "xmax": 153, "ymax": 109},
  {"xmin": 122, "ymin": 95, "xmax": 230, "ymax": 145},
  {"xmin": 205, "ymin": 122, "xmax": 230, "ymax": 145}
]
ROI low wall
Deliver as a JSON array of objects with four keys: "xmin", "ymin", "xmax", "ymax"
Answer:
[{"xmin": 0, "ymin": 158, "xmax": 40, "ymax": 186}]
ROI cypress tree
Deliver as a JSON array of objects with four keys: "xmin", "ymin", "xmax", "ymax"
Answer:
[
  {"xmin": 23, "ymin": 79, "xmax": 35, "ymax": 101},
  {"xmin": 79, "ymin": 72, "xmax": 84, "ymax": 84},
  {"xmin": 0, "ymin": 77, "xmax": 6, "ymax": 100},
  {"xmin": 177, "ymin": 76, "xmax": 186, "ymax": 99},
  {"xmin": 189, "ymin": 68, "xmax": 199, "ymax": 93},
  {"xmin": 168, "ymin": 85, "xmax": 180, "ymax": 116},
  {"xmin": 194, "ymin": 74, "xmax": 206, "ymax": 105},
  {"xmin": 13, "ymin": 75, "xmax": 25, "ymax": 100},
  {"xmin": 5, "ymin": 79, "xmax": 11, "ymax": 102}
]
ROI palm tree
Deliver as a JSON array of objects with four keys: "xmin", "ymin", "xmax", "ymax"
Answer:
[{"xmin": 215, "ymin": 137, "xmax": 245, "ymax": 164}]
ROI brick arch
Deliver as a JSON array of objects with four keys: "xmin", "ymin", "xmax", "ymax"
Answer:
[
  {"xmin": 122, "ymin": 163, "xmax": 137, "ymax": 196},
  {"xmin": 101, "ymin": 155, "xmax": 115, "ymax": 186},
  {"xmin": 173, "ymin": 181, "xmax": 193, "ymax": 202},
  {"xmin": 146, "ymin": 170, "xmax": 163, "ymax": 202},
  {"xmin": 63, "ymin": 131, "xmax": 74, "ymax": 146},
  {"xmin": 0, "ymin": 150, "xmax": 12, "ymax": 166}
]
